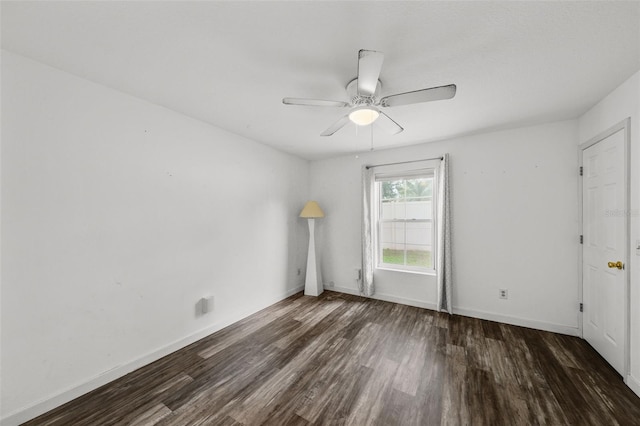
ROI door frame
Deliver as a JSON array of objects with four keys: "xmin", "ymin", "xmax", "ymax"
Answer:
[{"xmin": 578, "ymin": 117, "xmax": 630, "ymax": 378}]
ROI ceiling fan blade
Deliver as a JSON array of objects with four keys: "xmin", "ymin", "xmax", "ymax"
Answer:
[
  {"xmin": 283, "ymin": 98, "xmax": 349, "ymax": 107},
  {"xmin": 376, "ymin": 112, "xmax": 404, "ymax": 135},
  {"xmin": 357, "ymin": 50, "xmax": 384, "ymax": 97},
  {"xmin": 380, "ymin": 84, "xmax": 457, "ymax": 107},
  {"xmin": 320, "ymin": 114, "xmax": 350, "ymax": 136}
]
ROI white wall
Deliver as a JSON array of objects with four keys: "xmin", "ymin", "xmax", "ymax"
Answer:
[
  {"xmin": 310, "ymin": 120, "xmax": 580, "ymax": 334},
  {"xmin": 578, "ymin": 70, "xmax": 640, "ymax": 397},
  {"xmin": 0, "ymin": 51, "xmax": 310, "ymax": 424}
]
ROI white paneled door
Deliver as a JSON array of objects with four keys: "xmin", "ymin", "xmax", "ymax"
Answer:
[{"xmin": 582, "ymin": 124, "xmax": 628, "ymax": 376}]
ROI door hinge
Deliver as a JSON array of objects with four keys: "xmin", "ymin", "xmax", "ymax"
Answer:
[
  {"xmin": 579, "ymin": 166, "xmax": 583, "ymax": 176},
  {"xmin": 579, "ymin": 235, "xmax": 583, "ymax": 244},
  {"xmin": 580, "ymin": 303, "xmax": 583, "ymax": 312}
]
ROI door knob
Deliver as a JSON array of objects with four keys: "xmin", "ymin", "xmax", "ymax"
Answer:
[{"xmin": 607, "ymin": 261, "xmax": 624, "ymax": 270}]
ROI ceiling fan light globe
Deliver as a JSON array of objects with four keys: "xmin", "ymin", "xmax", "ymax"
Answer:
[{"xmin": 349, "ymin": 107, "xmax": 380, "ymax": 126}]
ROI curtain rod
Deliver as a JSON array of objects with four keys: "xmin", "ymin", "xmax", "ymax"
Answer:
[{"xmin": 365, "ymin": 156, "xmax": 444, "ymax": 170}]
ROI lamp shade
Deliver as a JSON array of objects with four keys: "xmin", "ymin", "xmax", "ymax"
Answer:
[{"xmin": 299, "ymin": 201, "xmax": 325, "ymax": 218}]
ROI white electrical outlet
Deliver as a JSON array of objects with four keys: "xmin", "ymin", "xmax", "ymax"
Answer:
[
  {"xmin": 200, "ymin": 296, "xmax": 214, "ymax": 314},
  {"xmin": 499, "ymin": 289, "xmax": 508, "ymax": 299}
]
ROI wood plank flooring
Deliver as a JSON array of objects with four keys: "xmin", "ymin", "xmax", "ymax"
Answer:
[{"xmin": 24, "ymin": 291, "xmax": 640, "ymax": 425}]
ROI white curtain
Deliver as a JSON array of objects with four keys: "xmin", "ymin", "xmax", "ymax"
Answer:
[
  {"xmin": 436, "ymin": 154, "xmax": 452, "ymax": 313},
  {"xmin": 361, "ymin": 166, "xmax": 375, "ymax": 296}
]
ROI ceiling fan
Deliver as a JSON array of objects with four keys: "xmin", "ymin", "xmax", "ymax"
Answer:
[{"xmin": 282, "ymin": 49, "xmax": 456, "ymax": 136}]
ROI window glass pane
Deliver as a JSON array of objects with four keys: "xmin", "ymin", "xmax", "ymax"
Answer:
[
  {"xmin": 382, "ymin": 199, "xmax": 408, "ymax": 220},
  {"xmin": 405, "ymin": 199, "xmax": 431, "ymax": 220},
  {"xmin": 381, "ymin": 222, "xmax": 405, "ymax": 266},
  {"xmin": 375, "ymin": 172, "xmax": 435, "ymax": 272},
  {"xmin": 404, "ymin": 246, "xmax": 432, "ymax": 268},
  {"xmin": 381, "ymin": 180, "xmax": 404, "ymax": 200},
  {"xmin": 405, "ymin": 222, "xmax": 433, "ymax": 268},
  {"xmin": 405, "ymin": 177, "xmax": 432, "ymax": 201},
  {"xmin": 382, "ymin": 248, "xmax": 407, "ymax": 266},
  {"xmin": 406, "ymin": 221, "xmax": 429, "ymax": 245},
  {"xmin": 391, "ymin": 177, "xmax": 432, "ymax": 220}
]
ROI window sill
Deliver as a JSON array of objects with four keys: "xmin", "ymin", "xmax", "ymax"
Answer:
[{"xmin": 376, "ymin": 266, "xmax": 436, "ymax": 276}]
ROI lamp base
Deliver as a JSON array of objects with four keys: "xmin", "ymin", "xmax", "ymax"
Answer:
[{"xmin": 304, "ymin": 218, "xmax": 323, "ymax": 296}]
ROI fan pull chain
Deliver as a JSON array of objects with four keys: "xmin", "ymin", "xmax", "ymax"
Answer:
[{"xmin": 370, "ymin": 123, "xmax": 374, "ymax": 151}]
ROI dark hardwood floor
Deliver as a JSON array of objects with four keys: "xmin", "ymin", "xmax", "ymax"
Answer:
[{"xmin": 25, "ymin": 291, "xmax": 640, "ymax": 425}]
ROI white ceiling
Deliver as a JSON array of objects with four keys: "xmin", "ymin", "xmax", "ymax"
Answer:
[{"xmin": 2, "ymin": 1, "xmax": 639, "ymax": 160}]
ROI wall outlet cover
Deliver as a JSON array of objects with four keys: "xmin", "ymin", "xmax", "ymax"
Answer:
[{"xmin": 199, "ymin": 296, "xmax": 214, "ymax": 315}]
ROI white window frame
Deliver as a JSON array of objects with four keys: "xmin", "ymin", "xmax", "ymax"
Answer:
[{"xmin": 373, "ymin": 161, "xmax": 438, "ymax": 275}]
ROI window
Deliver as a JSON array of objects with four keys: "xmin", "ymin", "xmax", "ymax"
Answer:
[{"xmin": 375, "ymin": 169, "xmax": 435, "ymax": 273}]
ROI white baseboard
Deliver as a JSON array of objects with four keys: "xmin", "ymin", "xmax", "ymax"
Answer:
[
  {"xmin": 626, "ymin": 374, "xmax": 640, "ymax": 398},
  {"xmin": 1, "ymin": 285, "xmax": 304, "ymax": 426},
  {"xmin": 328, "ymin": 286, "xmax": 579, "ymax": 337},
  {"xmin": 330, "ymin": 285, "xmax": 437, "ymax": 310},
  {"xmin": 452, "ymin": 307, "xmax": 580, "ymax": 336}
]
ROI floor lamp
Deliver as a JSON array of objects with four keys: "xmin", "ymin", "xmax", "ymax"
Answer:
[{"xmin": 300, "ymin": 201, "xmax": 324, "ymax": 296}]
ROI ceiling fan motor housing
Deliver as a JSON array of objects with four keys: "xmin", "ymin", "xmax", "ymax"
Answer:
[{"xmin": 346, "ymin": 78, "xmax": 382, "ymax": 106}]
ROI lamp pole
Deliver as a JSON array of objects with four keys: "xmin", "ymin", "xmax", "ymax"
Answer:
[{"xmin": 304, "ymin": 218, "xmax": 322, "ymax": 296}]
